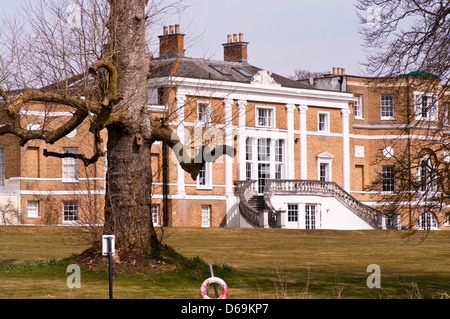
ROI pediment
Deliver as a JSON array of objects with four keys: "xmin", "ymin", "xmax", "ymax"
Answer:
[{"xmin": 316, "ymin": 151, "xmax": 334, "ymax": 159}]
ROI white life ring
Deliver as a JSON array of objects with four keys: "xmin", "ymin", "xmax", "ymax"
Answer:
[{"xmin": 200, "ymin": 276, "xmax": 228, "ymax": 299}]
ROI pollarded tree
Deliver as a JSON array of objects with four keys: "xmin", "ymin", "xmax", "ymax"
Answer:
[{"xmin": 0, "ymin": 0, "xmax": 233, "ymax": 255}]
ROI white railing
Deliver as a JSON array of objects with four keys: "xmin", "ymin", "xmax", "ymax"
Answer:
[{"xmin": 265, "ymin": 179, "xmax": 381, "ymax": 228}]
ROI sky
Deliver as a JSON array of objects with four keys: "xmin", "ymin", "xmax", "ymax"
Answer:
[
  {"xmin": 175, "ymin": 0, "xmax": 368, "ymax": 77},
  {"xmin": 0, "ymin": 0, "xmax": 369, "ymax": 78}
]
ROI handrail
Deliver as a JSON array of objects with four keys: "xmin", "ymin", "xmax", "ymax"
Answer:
[
  {"xmin": 234, "ymin": 180, "xmax": 261, "ymax": 227},
  {"xmin": 265, "ymin": 179, "xmax": 382, "ymax": 228},
  {"xmin": 263, "ymin": 184, "xmax": 281, "ymax": 228}
]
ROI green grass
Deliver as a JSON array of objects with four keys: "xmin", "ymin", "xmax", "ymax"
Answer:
[{"xmin": 0, "ymin": 226, "xmax": 449, "ymax": 299}]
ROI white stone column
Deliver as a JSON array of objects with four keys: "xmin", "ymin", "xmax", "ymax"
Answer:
[
  {"xmin": 224, "ymin": 98, "xmax": 234, "ymax": 195},
  {"xmin": 260, "ymin": 211, "xmax": 269, "ymax": 228},
  {"xmin": 285, "ymin": 104, "xmax": 296, "ymax": 179},
  {"xmin": 299, "ymin": 105, "xmax": 308, "ymax": 180},
  {"xmin": 175, "ymin": 94, "xmax": 186, "ymax": 196},
  {"xmin": 237, "ymin": 100, "xmax": 247, "ymax": 181},
  {"xmin": 341, "ymin": 108, "xmax": 351, "ymax": 192}
]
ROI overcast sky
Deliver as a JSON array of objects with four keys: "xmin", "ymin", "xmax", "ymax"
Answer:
[{"xmin": 0, "ymin": 0, "xmax": 369, "ymax": 78}]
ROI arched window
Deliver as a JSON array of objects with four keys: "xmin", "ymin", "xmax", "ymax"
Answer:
[
  {"xmin": 417, "ymin": 212, "xmax": 438, "ymax": 230},
  {"xmin": 417, "ymin": 155, "xmax": 437, "ymax": 193}
]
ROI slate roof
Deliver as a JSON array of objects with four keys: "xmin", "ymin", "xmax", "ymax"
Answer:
[{"xmin": 149, "ymin": 57, "xmax": 314, "ymax": 90}]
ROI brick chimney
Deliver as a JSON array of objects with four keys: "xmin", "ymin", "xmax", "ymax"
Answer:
[
  {"xmin": 329, "ymin": 67, "xmax": 345, "ymax": 75},
  {"xmin": 158, "ymin": 24, "xmax": 185, "ymax": 59},
  {"xmin": 222, "ymin": 33, "xmax": 248, "ymax": 63}
]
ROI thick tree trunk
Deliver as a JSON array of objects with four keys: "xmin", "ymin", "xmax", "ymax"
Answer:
[
  {"xmin": 103, "ymin": 0, "xmax": 159, "ymax": 252},
  {"xmin": 104, "ymin": 124, "xmax": 159, "ymax": 251}
]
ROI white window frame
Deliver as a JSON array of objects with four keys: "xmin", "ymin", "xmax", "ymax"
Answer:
[
  {"xmin": 275, "ymin": 139, "xmax": 284, "ymax": 179},
  {"xmin": 417, "ymin": 212, "xmax": 438, "ymax": 230},
  {"xmin": 245, "ymin": 137, "xmax": 253, "ymax": 180},
  {"xmin": 151, "ymin": 204, "xmax": 160, "ymax": 227},
  {"xmin": 201, "ymin": 205, "xmax": 211, "ymax": 227},
  {"xmin": 380, "ymin": 95, "xmax": 394, "ymax": 120},
  {"xmin": 257, "ymin": 138, "xmax": 271, "ymax": 193},
  {"xmin": 305, "ymin": 204, "xmax": 317, "ymax": 229},
  {"xmin": 354, "ymin": 94, "xmax": 363, "ymax": 119},
  {"xmin": 287, "ymin": 203, "xmax": 299, "ymax": 223},
  {"xmin": 195, "ymin": 147, "xmax": 212, "ymax": 189},
  {"xmin": 62, "ymin": 147, "xmax": 79, "ymax": 182},
  {"xmin": 317, "ymin": 112, "xmax": 330, "ymax": 132},
  {"xmin": 63, "ymin": 201, "xmax": 79, "ymax": 223},
  {"xmin": 256, "ymin": 106, "xmax": 275, "ymax": 128},
  {"xmin": 381, "ymin": 165, "xmax": 395, "ymax": 192},
  {"xmin": 414, "ymin": 92, "xmax": 438, "ymax": 122},
  {"xmin": 0, "ymin": 146, "xmax": 5, "ymax": 190},
  {"xmin": 417, "ymin": 156, "xmax": 437, "ymax": 193},
  {"xmin": 27, "ymin": 200, "xmax": 39, "ymax": 218},
  {"xmin": 316, "ymin": 152, "xmax": 334, "ymax": 182},
  {"xmin": 443, "ymin": 103, "xmax": 449, "ymax": 127},
  {"xmin": 197, "ymin": 101, "xmax": 211, "ymax": 123},
  {"xmin": 319, "ymin": 163, "xmax": 329, "ymax": 182}
]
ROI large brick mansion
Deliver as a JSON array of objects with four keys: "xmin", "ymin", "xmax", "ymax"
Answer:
[{"xmin": 1, "ymin": 25, "xmax": 449, "ymax": 231}]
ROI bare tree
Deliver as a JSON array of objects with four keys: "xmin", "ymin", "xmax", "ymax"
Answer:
[
  {"xmin": 289, "ymin": 69, "xmax": 326, "ymax": 81},
  {"xmin": 0, "ymin": 0, "xmax": 233, "ymax": 256},
  {"xmin": 356, "ymin": 0, "xmax": 449, "ymax": 87},
  {"xmin": 0, "ymin": 199, "xmax": 21, "ymax": 225},
  {"xmin": 357, "ymin": 0, "xmax": 450, "ymax": 232}
]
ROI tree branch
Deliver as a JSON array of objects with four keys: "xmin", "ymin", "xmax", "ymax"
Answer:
[
  {"xmin": 151, "ymin": 117, "xmax": 235, "ymax": 180},
  {"xmin": 43, "ymin": 149, "xmax": 103, "ymax": 166},
  {"xmin": 88, "ymin": 59, "xmax": 125, "ymax": 131},
  {"xmin": 0, "ymin": 107, "xmax": 89, "ymax": 146},
  {"xmin": 43, "ymin": 130, "xmax": 104, "ymax": 166}
]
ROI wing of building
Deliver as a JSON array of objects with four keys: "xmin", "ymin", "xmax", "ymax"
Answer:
[{"xmin": 1, "ymin": 24, "xmax": 449, "ymax": 231}]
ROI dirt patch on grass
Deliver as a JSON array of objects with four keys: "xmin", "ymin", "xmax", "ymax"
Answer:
[{"xmin": 73, "ymin": 245, "xmax": 178, "ymax": 275}]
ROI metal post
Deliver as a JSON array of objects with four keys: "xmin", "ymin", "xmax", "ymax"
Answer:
[
  {"xmin": 108, "ymin": 237, "xmax": 113, "ymax": 299},
  {"xmin": 209, "ymin": 264, "xmax": 219, "ymax": 298}
]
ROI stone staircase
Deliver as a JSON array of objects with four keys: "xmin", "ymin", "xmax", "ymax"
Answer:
[
  {"xmin": 248, "ymin": 195, "xmax": 267, "ymax": 211},
  {"xmin": 235, "ymin": 179, "xmax": 383, "ymax": 229}
]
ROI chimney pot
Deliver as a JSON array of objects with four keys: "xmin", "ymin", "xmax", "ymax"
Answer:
[
  {"xmin": 223, "ymin": 33, "xmax": 248, "ymax": 63},
  {"xmin": 159, "ymin": 24, "xmax": 185, "ymax": 59},
  {"xmin": 333, "ymin": 67, "xmax": 337, "ymax": 74},
  {"xmin": 342, "ymin": 68, "xmax": 345, "ymax": 75}
]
